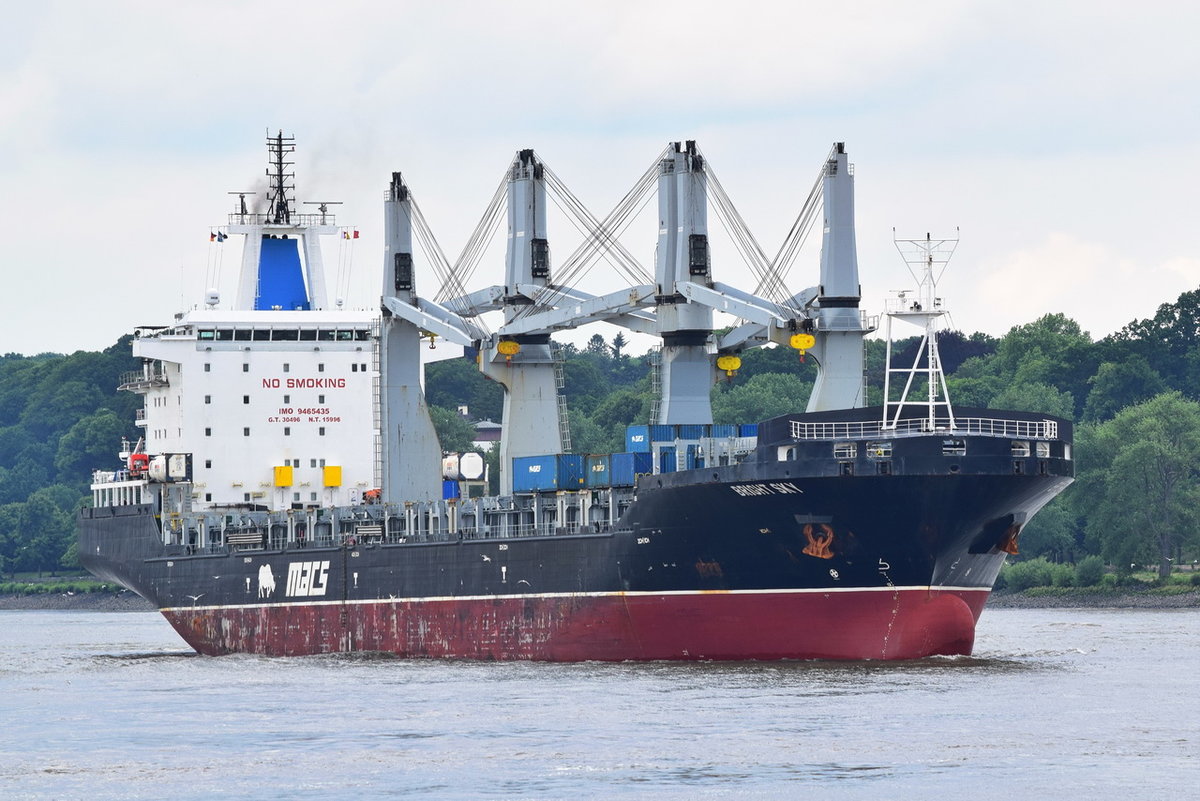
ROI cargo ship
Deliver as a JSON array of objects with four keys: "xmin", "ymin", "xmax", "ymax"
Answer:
[{"xmin": 79, "ymin": 136, "xmax": 1073, "ymax": 660}]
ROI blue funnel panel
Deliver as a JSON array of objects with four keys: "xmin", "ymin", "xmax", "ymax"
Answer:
[{"xmin": 255, "ymin": 237, "xmax": 310, "ymax": 310}]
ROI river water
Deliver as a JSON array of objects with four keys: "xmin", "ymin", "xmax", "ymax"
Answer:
[{"xmin": 0, "ymin": 608, "xmax": 1196, "ymax": 800}]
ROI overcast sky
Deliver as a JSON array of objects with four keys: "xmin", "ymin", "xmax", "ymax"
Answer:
[{"xmin": 2, "ymin": 1, "xmax": 1197, "ymax": 356}]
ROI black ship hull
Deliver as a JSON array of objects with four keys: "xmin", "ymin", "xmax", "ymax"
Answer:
[{"xmin": 80, "ymin": 408, "xmax": 1072, "ymax": 661}]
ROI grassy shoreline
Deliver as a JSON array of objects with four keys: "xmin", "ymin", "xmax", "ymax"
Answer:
[{"xmin": 988, "ymin": 586, "xmax": 1200, "ymax": 609}]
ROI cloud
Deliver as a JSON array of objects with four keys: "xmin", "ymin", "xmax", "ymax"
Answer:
[
  {"xmin": 967, "ymin": 233, "xmax": 1195, "ymax": 339},
  {"xmin": 2, "ymin": 2, "xmax": 1200, "ymax": 355}
]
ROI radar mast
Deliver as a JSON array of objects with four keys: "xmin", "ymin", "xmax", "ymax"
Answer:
[{"xmin": 883, "ymin": 231, "xmax": 958, "ymax": 431}]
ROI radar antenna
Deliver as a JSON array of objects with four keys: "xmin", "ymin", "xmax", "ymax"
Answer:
[
  {"xmin": 227, "ymin": 192, "xmax": 257, "ymax": 222},
  {"xmin": 302, "ymin": 201, "xmax": 343, "ymax": 225}
]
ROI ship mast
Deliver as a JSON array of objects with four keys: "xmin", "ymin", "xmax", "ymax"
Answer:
[
  {"xmin": 266, "ymin": 131, "xmax": 295, "ymax": 225},
  {"xmin": 883, "ymin": 231, "xmax": 958, "ymax": 431},
  {"xmin": 227, "ymin": 131, "xmax": 339, "ymax": 311}
]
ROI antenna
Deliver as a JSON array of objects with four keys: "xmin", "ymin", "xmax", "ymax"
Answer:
[
  {"xmin": 265, "ymin": 130, "xmax": 296, "ymax": 225},
  {"xmin": 227, "ymin": 191, "xmax": 257, "ymax": 222},
  {"xmin": 302, "ymin": 201, "xmax": 343, "ymax": 225}
]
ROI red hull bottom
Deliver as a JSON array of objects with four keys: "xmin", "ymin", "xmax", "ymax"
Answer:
[{"xmin": 163, "ymin": 588, "xmax": 988, "ymax": 661}]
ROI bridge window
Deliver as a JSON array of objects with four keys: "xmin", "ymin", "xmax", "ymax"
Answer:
[
  {"xmin": 942, "ymin": 438, "xmax": 966, "ymax": 456},
  {"xmin": 1011, "ymin": 440, "xmax": 1031, "ymax": 457}
]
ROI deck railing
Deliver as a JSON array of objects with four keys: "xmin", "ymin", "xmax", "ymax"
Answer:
[
  {"xmin": 790, "ymin": 416, "xmax": 1059, "ymax": 441},
  {"xmin": 118, "ymin": 370, "xmax": 168, "ymax": 390}
]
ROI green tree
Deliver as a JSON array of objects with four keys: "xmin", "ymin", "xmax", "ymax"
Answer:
[
  {"xmin": 428, "ymin": 405, "xmax": 478, "ymax": 453},
  {"xmin": 712, "ymin": 373, "xmax": 812, "ymax": 424},
  {"xmin": 1015, "ymin": 497, "xmax": 1078, "ymax": 562},
  {"xmin": 990, "ymin": 382, "xmax": 1075, "ymax": 419},
  {"xmin": 1082, "ymin": 360, "xmax": 1167, "ymax": 422},
  {"xmin": 425, "ymin": 355, "xmax": 504, "ymax": 422},
  {"xmin": 585, "ymin": 333, "xmax": 609, "ymax": 356},
  {"xmin": 0, "ymin": 502, "xmax": 19, "ymax": 577},
  {"xmin": 566, "ymin": 408, "xmax": 608, "ymax": 454},
  {"xmin": 1107, "ymin": 289, "xmax": 1200, "ymax": 387},
  {"xmin": 611, "ymin": 332, "xmax": 628, "ymax": 359},
  {"xmin": 16, "ymin": 486, "xmax": 78, "ymax": 576},
  {"xmin": 1081, "ymin": 392, "xmax": 1200, "ymax": 578},
  {"xmin": 946, "ymin": 314, "xmax": 1096, "ymax": 418},
  {"xmin": 54, "ymin": 410, "xmax": 131, "ymax": 487}
]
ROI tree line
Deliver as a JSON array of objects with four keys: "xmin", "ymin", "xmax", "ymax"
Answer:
[{"xmin": 5, "ymin": 290, "xmax": 1200, "ymax": 578}]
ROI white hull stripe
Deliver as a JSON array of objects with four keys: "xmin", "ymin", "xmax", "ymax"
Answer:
[{"xmin": 162, "ymin": 585, "xmax": 991, "ymax": 614}]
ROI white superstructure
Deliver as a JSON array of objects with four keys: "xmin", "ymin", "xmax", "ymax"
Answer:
[
  {"xmin": 125, "ymin": 309, "xmax": 376, "ymax": 510},
  {"xmin": 97, "ymin": 132, "xmax": 377, "ymax": 512}
]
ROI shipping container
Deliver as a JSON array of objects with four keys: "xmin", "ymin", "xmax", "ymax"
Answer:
[
  {"xmin": 677, "ymin": 424, "xmax": 707, "ymax": 440},
  {"xmin": 512, "ymin": 454, "xmax": 586, "ymax": 493},
  {"xmin": 442, "ymin": 479, "xmax": 460, "ymax": 500},
  {"xmin": 738, "ymin": 423, "xmax": 759, "ymax": 437},
  {"xmin": 584, "ymin": 454, "xmax": 611, "ymax": 488},
  {"xmin": 649, "ymin": 424, "xmax": 676, "ymax": 442},
  {"xmin": 611, "ymin": 452, "xmax": 653, "ymax": 486},
  {"xmin": 711, "ymin": 424, "xmax": 737, "ymax": 438},
  {"xmin": 625, "ymin": 425, "xmax": 651, "ymax": 453},
  {"xmin": 658, "ymin": 447, "xmax": 677, "ymax": 474}
]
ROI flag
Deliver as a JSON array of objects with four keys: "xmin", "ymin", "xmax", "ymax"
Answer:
[
  {"xmin": 353, "ymin": 230, "xmax": 360, "ymax": 239},
  {"xmin": 342, "ymin": 231, "xmax": 350, "ymax": 240},
  {"xmin": 209, "ymin": 231, "xmax": 216, "ymax": 242},
  {"xmin": 217, "ymin": 232, "xmax": 227, "ymax": 242}
]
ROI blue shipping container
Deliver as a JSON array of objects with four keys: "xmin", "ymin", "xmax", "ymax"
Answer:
[
  {"xmin": 658, "ymin": 447, "xmax": 677, "ymax": 474},
  {"xmin": 584, "ymin": 454, "xmax": 611, "ymax": 488},
  {"xmin": 649, "ymin": 424, "xmax": 676, "ymax": 442},
  {"xmin": 512, "ymin": 454, "xmax": 586, "ymax": 493},
  {"xmin": 711, "ymin": 424, "xmax": 737, "ymax": 438},
  {"xmin": 442, "ymin": 479, "xmax": 460, "ymax": 500},
  {"xmin": 677, "ymin": 424, "xmax": 707, "ymax": 440},
  {"xmin": 738, "ymin": 423, "xmax": 759, "ymax": 437},
  {"xmin": 611, "ymin": 452, "xmax": 653, "ymax": 486},
  {"xmin": 625, "ymin": 425, "xmax": 651, "ymax": 453}
]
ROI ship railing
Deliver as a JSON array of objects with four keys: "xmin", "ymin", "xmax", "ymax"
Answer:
[
  {"xmin": 227, "ymin": 212, "xmax": 336, "ymax": 227},
  {"xmin": 118, "ymin": 370, "xmax": 169, "ymax": 390},
  {"xmin": 791, "ymin": 416, "xmax": 1059, "ymax": 441},
  {"xmin": 91, "ymin": 469, "xmax": 137, "ymax": 487}
]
